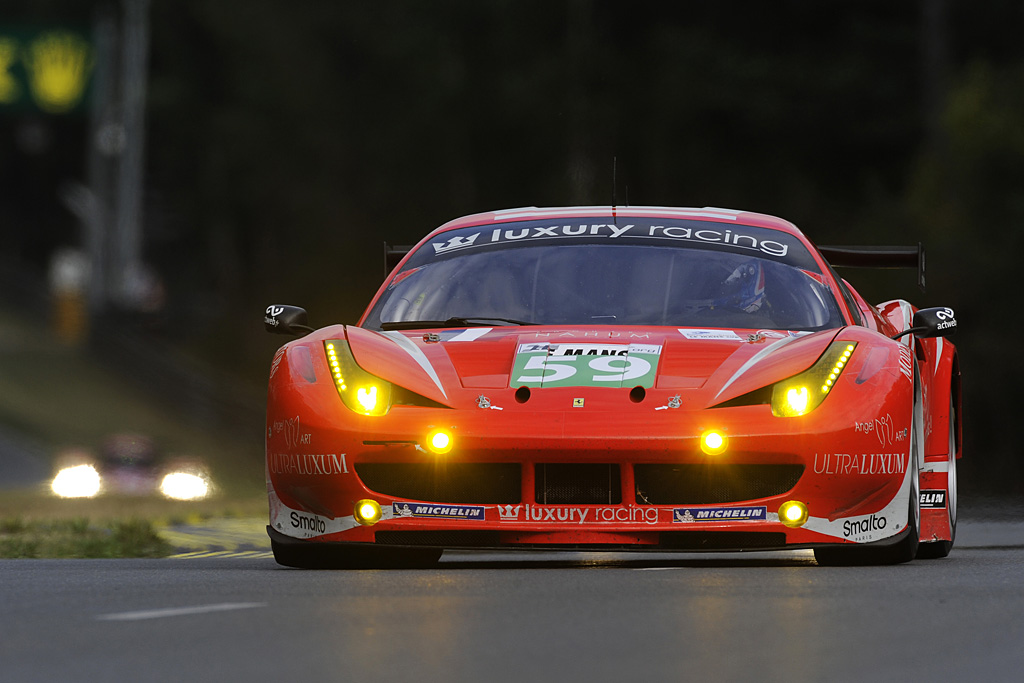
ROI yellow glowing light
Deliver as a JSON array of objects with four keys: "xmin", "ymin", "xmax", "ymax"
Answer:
[
  {"xmin": 356, "ymin": 386, "xmax": 378, "ymax": 412},
  {"xmin": 325, "ymin": 340, "xmax": 392, "ymax": 416},
  {"xmin": 51, "ymin": 464, "xmax": 101, "ymax": 498},
  {"xmin": 700, "ymin": 429, "xmax": 728, "ymax": 455},
  {"xmin": 785, "ymin": 387, "xmax": 809, "ymax": 415},
  {"xmin": 0, "ymin": 39, "xmax": 20, "ymax": 104},
  {"xmin": 354, "ymin": 499, "xmax": 382, "ymax": 526},
  {"xmin": 426, "ymin": 429, "xmax": 454, "ymax": 454},
  {"xmin": 160, "ymin": 472, "xmax": 211, "ymax": 501},
  {"xmin": 24, "ymin": 32, "xmax": 94, "ymax": 113},
  {"xmin": 778, "ymin": 500, "xmax": 809, "ymax": 528}
]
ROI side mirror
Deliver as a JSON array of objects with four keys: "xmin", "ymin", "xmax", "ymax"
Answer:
[
  {"xmin": 265, "ymin": 305, "xmax": 313, "ymax": 335},
  {"xmin": 893, "ymin": 306, "xmax": 957, "ymax": 340},
  {"xmin": 912, "ymin": 306, "xmax": 957, "ymax": 338}
]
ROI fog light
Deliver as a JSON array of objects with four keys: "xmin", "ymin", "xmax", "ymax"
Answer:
[
  {"xmin": 426, "ymin": 428, "xmax": 453, "ymax": 455},
  {"xmin": 778, "ymin": 500, "xmax": 809, "ymax": 528},
  {"xmin": 700, "ymin": 429, "xmax": 728, "ymax": 456},
  {"xmin": 353, "ymin": 499, "xmax": 382, "ymax": 526}
]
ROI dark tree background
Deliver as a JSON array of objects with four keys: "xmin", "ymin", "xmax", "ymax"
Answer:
[{"xmin": 3, "ymin": 0, "xmax": 1023, "ymax": 494}]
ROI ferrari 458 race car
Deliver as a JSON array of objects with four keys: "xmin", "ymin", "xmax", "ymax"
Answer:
[{"xmin": 264, "ymin": 205, "xmax": 960, "ymax": 568}]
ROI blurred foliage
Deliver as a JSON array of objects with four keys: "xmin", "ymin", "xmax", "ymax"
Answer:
[
  {"xmin": 2, "ymin": 0, "xmax": 1024, "ymax": 492},
  {"xmin": 0, "ymin": 517, "xmax": 171, "ymax": 558}
]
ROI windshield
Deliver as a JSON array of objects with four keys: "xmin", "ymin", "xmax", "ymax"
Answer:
[{"xmin": 364, "ymin": 220, "xmax": 844, "ymax": 331}]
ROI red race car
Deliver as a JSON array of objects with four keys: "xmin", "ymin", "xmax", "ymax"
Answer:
[{"xmin": 264, "ymin": 206, "xmax": 960, "ymax": 567}]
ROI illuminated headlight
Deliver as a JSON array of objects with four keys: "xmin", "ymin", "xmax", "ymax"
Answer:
[
  {"xmin": 778, "ymin": 500, "xmax": 809, "ymax": 528},
  {"xmin": 353, "ymin": 499, "xmax": 382, "ymax": 526},
  {"xmin": 426, "ymin": 428, "xmax": 454, "ymax": 455},
  {"xmin": 325, "ymin": 341, "xmax": 393, "ymax": 416},
  {"xmin": 160, "ymin": 472, "xmax": 211, "ymax": 500},
  {"xmin": 771, "ymin": 342, "xmax": 857, "ymax": 417},
  {"xmin": 51, "ymin": 464, "xmax": 101, "ymax": 498},
  {"xmin": 700, "ymin": 429, "xmax": 728, "ymax": 456}
]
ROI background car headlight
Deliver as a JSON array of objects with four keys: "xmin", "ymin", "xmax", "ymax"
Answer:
[
  {"xmin": 51, "ymin": 464, "xmax": 101, "ymax": 498},
  {"xmin": 771, "ymin": 342, "xmax": 857, "ymax": 417},
  {"xmin": 325, "ymin": 341, "xmax": 393, "ymax": 416},
  {"xmin": 160, "ymin": 472, "xmax": 211, "ymax": 500}
]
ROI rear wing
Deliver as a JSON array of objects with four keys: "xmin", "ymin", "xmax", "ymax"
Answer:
[
  {"xmin": 819, "ymin": 243, "xmax": 925, "ymax": 291},
  {"xmin": 384, "ymin": 243, "xmax": 412, "ymax": 277}
]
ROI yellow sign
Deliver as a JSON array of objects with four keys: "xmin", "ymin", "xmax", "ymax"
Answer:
[
  {"xmin": 0, "ymin": 27, "xmax": 94, "ymax": 113},
  {"xmin": 25, "ymin": 31, "xmax": 94, "ymax": 113},
  {"xmin": 0, "ymin": 37, "xmax": 19, "ymax": 104}
]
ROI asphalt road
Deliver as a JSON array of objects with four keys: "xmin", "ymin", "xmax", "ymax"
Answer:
[{"xmin": 3, "ymin": 514, "xmax": 1023, "ymax": 683}]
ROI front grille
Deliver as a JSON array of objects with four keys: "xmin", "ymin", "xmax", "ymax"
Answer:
[
  {"xmin": 634, "ymin": 464, "xmax": 803, "ymax": 504},
  {"xmin": 375, "ymin": 530, "xmax": 501, "ymax": 547},
  {"xmin": 659, "ymin": 531, "xmax": 787, "ymax": 550},
  {"xmin": 536, "ymin": 463, "xmax": 621, "ymax": 504},
  {"xmin": 355, "ymin": 463, "xmax": 520, "ymax": 503}
]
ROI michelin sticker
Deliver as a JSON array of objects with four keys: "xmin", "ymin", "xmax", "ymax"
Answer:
[
  {"xmin": 673, "ymin": 506, "xmax": 767, "ymax": 523},
  {"xmin": 392, "ymin": 503, "xmax": 485, "ymax": 520}
]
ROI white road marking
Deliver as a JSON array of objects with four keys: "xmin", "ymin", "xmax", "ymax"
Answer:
[{"xmin": 96, "ymin": 602, "xmax": 266, "ymax": 621}]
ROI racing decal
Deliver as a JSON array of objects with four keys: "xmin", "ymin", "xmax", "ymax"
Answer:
[
  {"xmin": 935, "ymin": 307, "xmax": 956, "ymax": 332},
  {"xmin": 920, "ymin": 490, "xmax": 947, "ymax": 509},
  {"xmin": 679, "ymin": 329, "xmax": 743, "ymax": 341},
  {"xmin": 268, "ymin": 347, "xmax": 285, "ymax": 380},
  {"xmin": 527, "ymin": 331, "xmax": 653, "ymax": 339},
  {"xmin": 497, "ymin": 505, "xmax": 522, "ymax": 521},
  {"xmin": 268, "ymin": 452, "xmax": 349, "ymax": 475},
  {"xmin": 802, "ymin": 444, "xmax": 915, "ymax": 543},
  {"xmin": 393, "ymin": 503, "xmax": 485, "ymax": 520},
  {"xmin": 381, "ymin": 330, "xmax": 448, "ymax": 398},
  {"xmin": 854, "ymin": 415, "xmax": 908, "ymax": 446},
  {"xmin": 648, "ymin": 225, "xmax": 788, "ymax": 256},
  {"xmin": 672, "ymin": 506, "xmax": 767, "ymax": 523},
  {"xmin": 511, "ymin": 342, "xmax": 662, "ymax": 388},
  {"xmin": 427, "ymin": 220, "xmax": 798, "ymax": 260},
  {"xmin": 271, "ymin": 415, "xmax": 311, "ymax": 448},
  {"xmin": 813, "ymin": 453, "xmax": 907, "ymax": 476},
  {"xmin": 496, "ymin": 504, "xmax": 659, "ymax": 525},
  {"xmin": 268, "ymin": 488, "xmax": 384, "ymax": 539},
  {"xmin": 897, "ymin": 345, "xmax": 914, "ymax": 383},
  {"xmin": 432, "ymin": 224, "xmax": 635, "ymax": 255},
  {"xmin": 842, "ymin": 513, "xmax": 889, "ymax": 542}
]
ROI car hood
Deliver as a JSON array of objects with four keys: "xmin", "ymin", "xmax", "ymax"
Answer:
[{"xmin": 345, "ymin": 325, "xmax": 840, "ymax": 408}]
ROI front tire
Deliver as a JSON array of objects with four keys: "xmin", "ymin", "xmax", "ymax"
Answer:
[{"xmin": 917, "ymin": 394, "xmax": 958, "ymax": 559}]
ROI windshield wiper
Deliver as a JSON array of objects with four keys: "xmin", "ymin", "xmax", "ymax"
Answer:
[{"xmin": 380, "ymin": 316, "xmax": 536, "ymax": 330}]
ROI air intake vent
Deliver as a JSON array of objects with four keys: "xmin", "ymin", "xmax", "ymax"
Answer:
[
  {"xmin": 635, "ymin": 464, "xmax": 803, "ymax": 505},
  {"xmin": 356, "ymin": 463, "xmax": 520, "ymax": 504},
  {"xmin": 535, "ymin": 464, "xmax": 621, "ymax": 504}
]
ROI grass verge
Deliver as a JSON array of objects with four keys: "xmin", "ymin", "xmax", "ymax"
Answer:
[
  {"xmin": 0, "ymin": 517, "xmax": 172, "ymax": 558},
  {"xmin": 0, "ymin": 490, "xmax": 268, "ymax": 558}
]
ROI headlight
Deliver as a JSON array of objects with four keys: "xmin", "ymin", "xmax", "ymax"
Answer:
[
  {"xmin": 770, "ymin": 342, "xmax": 857, "ymax": 417},
  {"xmin": 325, "ymin": 341, "xmax": 393, "ymax": 416}
]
